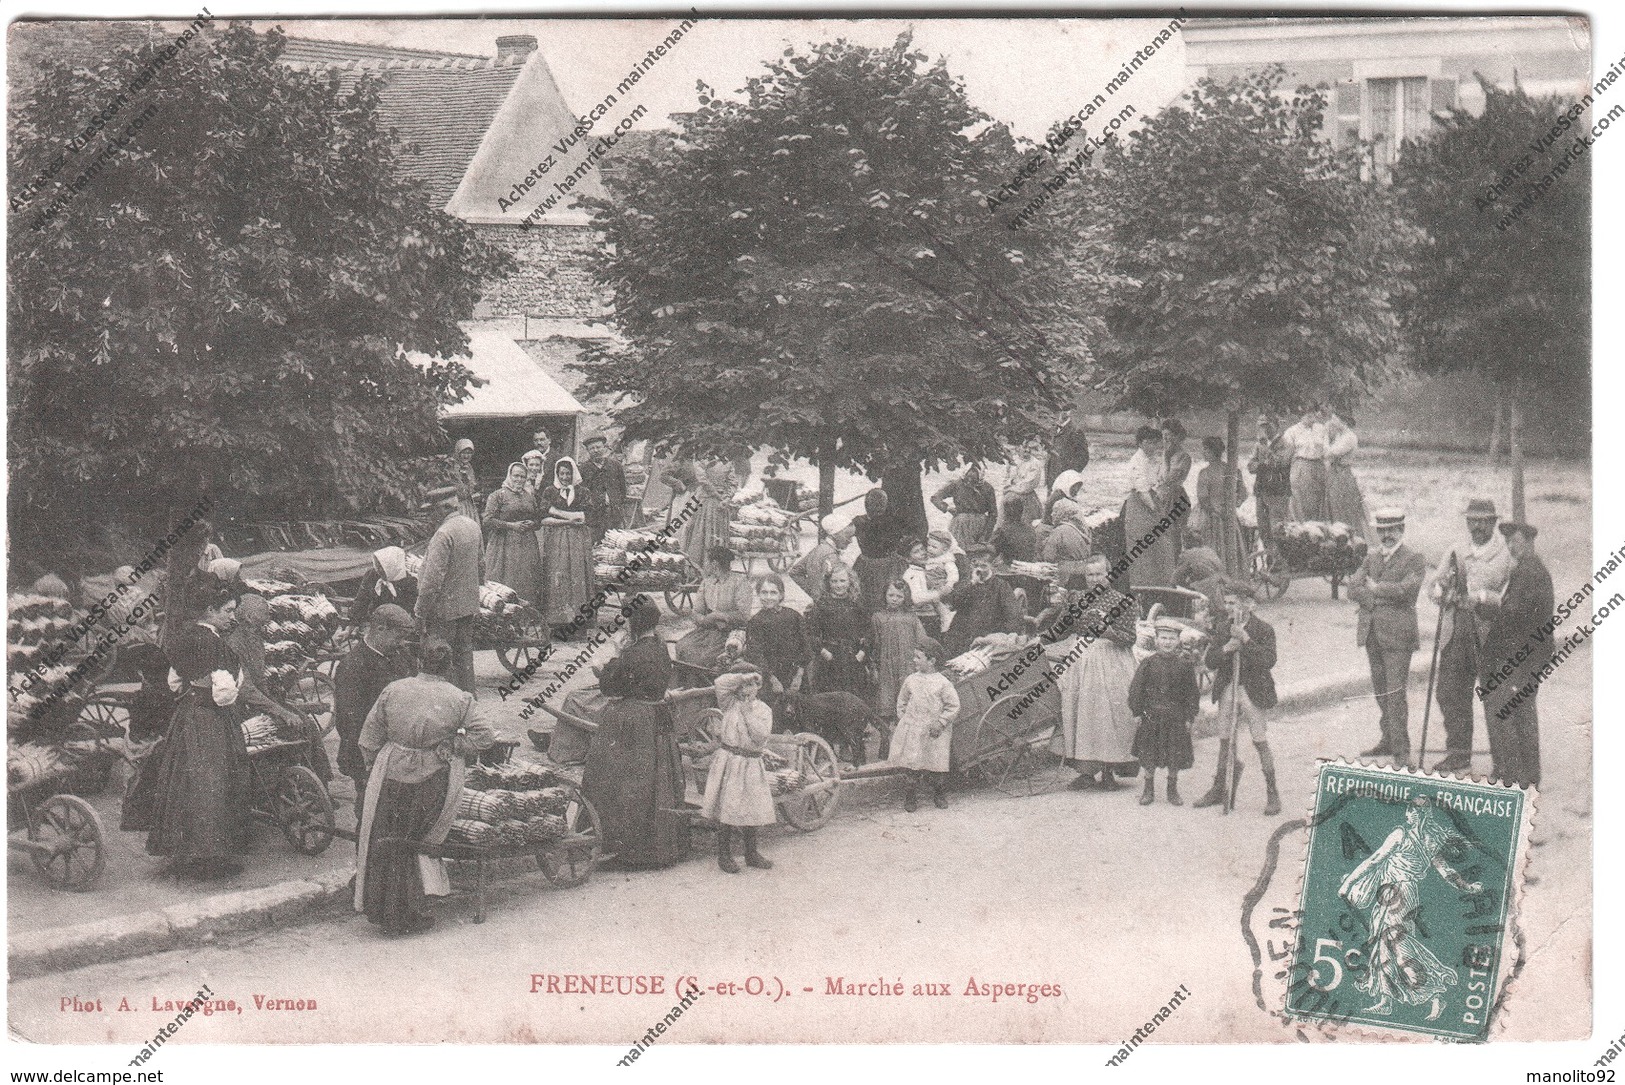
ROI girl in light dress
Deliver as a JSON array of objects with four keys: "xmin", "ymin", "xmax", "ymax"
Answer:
[
  {"xmin": 891, "ymin": 638, "xmax": 960, "ymax": 811},
  {"xmin": 699, "ymin": 664, "xmax": 777, "ymax": 874}
]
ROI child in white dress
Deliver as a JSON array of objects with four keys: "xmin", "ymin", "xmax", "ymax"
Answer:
[
  {"xmin": 700, "ymin": 664, "xmax": 777, "ymax": 873},
  {"xmin": 892, "ymin": 638, "xmax": 960, "ymax": 811}
]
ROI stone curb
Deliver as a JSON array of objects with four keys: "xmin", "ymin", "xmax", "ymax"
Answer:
[
  {"xmin": 9, "ymin": 659, "xmax": 1419, "ymax": 979},
  {"xmin": 9, "ymin": 868, "xmax": 354, "ymax": 980}
]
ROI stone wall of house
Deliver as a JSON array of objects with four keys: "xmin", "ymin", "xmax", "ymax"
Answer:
[{"xmin": 472, "ymin": 222, "xmax": 604, "ymax": 320}]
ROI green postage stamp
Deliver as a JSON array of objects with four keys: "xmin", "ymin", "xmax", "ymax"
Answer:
[{"xmin": 1284, "ymin": 761, "xmax": 1534, "ymax": 1042}]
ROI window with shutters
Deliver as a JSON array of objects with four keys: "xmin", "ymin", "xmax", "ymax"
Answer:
[{"xmin": 1365, "ymin": 76, "xmax": 1432, "ymax": 180}]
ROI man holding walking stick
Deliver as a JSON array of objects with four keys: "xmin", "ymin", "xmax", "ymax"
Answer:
[
  {"xmin": 1193, "ymin": 580, "xmax": 1281, "ymax": 815},
  {"xmin": 1347, "ymin": 508, "xmax": 1428, "ymax": 765},
  {"xmin": 1425, "ymin": 499, "xmax": 1512, "ymax": 773}
]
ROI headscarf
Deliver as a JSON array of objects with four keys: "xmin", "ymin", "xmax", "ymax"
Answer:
[
  {"xmin": 372, "ymin": 546, "xmax": 408, "ymax": 599},
  {"xmin": 553, "ymin": 456, "xmax": 579, "ymax": 506},
  {"xmin": 503, "ymin": 462, "xmax": 528, "ymax": 494},
  {"xmin": 454, "ymin": 438, "xmax": 474, "ymax": 454},
  {"xmin": 1050, "ymin": 469, "xmax": 1084, "ymax": 500},
  {"xmin": 820, "ymin": 513, "xmax": 849, "ymax": 536},
  {"xmin": 713, "ymin": 665, "xmax": 762, "ymax": 710},
  {"xmin": 32, "ymin": 573, "xmax": 71, "ymax": 599},
  {"xmin": 206, "ymin": 557, "xmax": 242, "ymax": 585}
]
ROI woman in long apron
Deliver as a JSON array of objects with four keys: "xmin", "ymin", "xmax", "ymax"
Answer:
[
  {"xmin": 144, "ymin": 581, "xmax": 252, "ymax": 879},
  {"xmin": 1040, "ymin": 555, "xmax": 1140, "ymax": 791},
  {"xmin": 483, "ymin": 462, "xmax": 542, "ymax": 604},
  {"xmin": 1324, "ymin": 412, "xmax": 1373, "ymax": 542},
  {"xmin": 354, "ymin": 637, "xmax": 495, "ymax": 935},
  {"xmin": 537, "ymin": 457, "xmax": 595, "ymax": 633},
  {"xmin": 582, "ymin": 600, "xmax": 690, "ymax": 868}
]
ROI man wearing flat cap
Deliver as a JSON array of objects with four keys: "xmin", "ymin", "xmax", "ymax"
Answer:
[
  {"xmin": 332, "ymin": 603, "xmax": 416, "ymax": 801},
  {"xmin": 1479, "ymin": 522, "xmax": 1553, "ymax": 788},
  {"xmin": 788, "ymin": 515, "xmax": 855, "ymax": 602},
  {"xmin": 416, "ymin": 486, "xmax": 483, "ymax": 693},
  {"xmin": 1347, "ymin": 508, "xmax": 1428, "ymax": 763},
  {"xmin": 578, "ymin": 434, "xmax": 627, "ymax": 543},
  {"xmin": 1426, "ymin": 498, "xmax": 1513, "ymax": 772}
]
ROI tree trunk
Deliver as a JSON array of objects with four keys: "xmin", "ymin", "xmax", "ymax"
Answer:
[
  {"xmin": 1225, "ymin": 409, "xmax": 1241, "ymax": 577},
  {"xmin": 818, "ymin": 445, "xmax": 837, "ymax": 531},
  {"xmin": 880, "ymin": 460, "xmax": 929, "ymax": 543},
  {"xmin": 1509, "ymin": 394, "xmax": 1526, "ymax": 524},
  {"xmin": 1487, "ymin": 387, "xmax": 1506, "ymax": 463}
]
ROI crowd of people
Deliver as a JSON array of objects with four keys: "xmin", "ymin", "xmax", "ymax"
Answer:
[{"xmin": 54, "ymin": 407, "xmax": 1558, "ymax": 937}]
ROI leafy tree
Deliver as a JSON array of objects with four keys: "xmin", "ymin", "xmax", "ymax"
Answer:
[
  {"xmin": 1394, "ymin": 77, "xmax": 1589, "ymax": 521},
  {"xmin": 1081, "ymin": 67, "xmax": 1412, "ymax": 557},
  {"xmin": 578, "ymin": 33, "xmax": 1099, "ymax": 530},
  {"xmin": 7, "ymin": 22, "xmax": 510, "ymax": 574}
]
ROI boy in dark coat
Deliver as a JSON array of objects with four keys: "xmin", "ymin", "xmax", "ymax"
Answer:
[
  {"xmin": 1194, "ymin": 580, "xmax": 1282, "ymax": 815},
  {"xmin": 1129, "ymin": 618, "xmax": 1201, "ymax": 805}
]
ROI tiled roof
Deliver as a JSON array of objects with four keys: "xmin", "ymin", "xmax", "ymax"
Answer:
[{"xmin": 282, "ymin": 40, "xmax": 528, "ymax": 209}]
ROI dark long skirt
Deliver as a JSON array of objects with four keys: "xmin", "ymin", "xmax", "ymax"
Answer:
[
  {"xmin": 808, "ymin": 646, "xmax": 872, "ymax": 700},
  {"xmin": 853, "ymin": 555, "xmax": 899, "ymax": 613},
  {"xmin": 582, "ymin": 700, "xmax": 691, "ymax": 868},
  {"xmin": 363, "ymin": 767, "xmax": 450, "ymax": 933},
  {"xmin": 144, "ymin": 694, "xmax": 251, "ymax": 861},
  {"xmin": 1131, "ymin": 713, "xmax": 1195, "ymax": 771}
]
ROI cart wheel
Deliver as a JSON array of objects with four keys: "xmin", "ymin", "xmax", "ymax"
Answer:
[
  {"xmin": 275, "ymin": 765, "xmax": 336, "ymax": 855},
  {"xmin": 538, "ymin": 788, "xmax": 602, "ymax": 887},
  {"xmin": 29, "ymin": 794, "xmax": 106, "ymax": 891},
  {"xmin": 1250, "ymin": 547, "xmax": 1289, "ymax": 600},
  {"xmin": 777, "ymin": 732, "xmax": 842, "ymax": 832},
  {"xmin": 287, "ymin": 669, "xmax": 337, "ymax": 736},
  {"xmin": 74, "ymin": 698, "xmax": 131, "ymax": 742},
  {"xmin": 496, "ymin": 605, "xmax": 553, "ymax": 675},
  {"xmin": 664, "ymin": 584, "xmax": 697, "ymax": 615}
]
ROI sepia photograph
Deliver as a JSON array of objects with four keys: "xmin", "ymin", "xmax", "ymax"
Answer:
[{"xmin": 3, "ymin": 1, "xmax": 1612, "ymax": 1076}]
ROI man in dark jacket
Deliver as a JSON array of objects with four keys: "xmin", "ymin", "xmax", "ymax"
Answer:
[
  {"xmin": 578, "ymin": 434, "xmax": 629, "ymax": 543},
  {"xmin": 1479, "ymin": 522, "xmax": 1554, "ymax": 788},
  {"xmin": 940, "ymin": 546, "xmax": 1025, "ymax": 657},
  {"xmin": 1047, "ymin": 412, "xmax": 1091, "ymax": 481},
  {"xmin": 1347, "ymin": 508, "xmax": 1429, "ymax": 764},
  {"xmin": 1194, "ymin": 579, "xmax": 1282, "ymax": 814},
  {"xmin": 331, "ymin": 604, "xmax": 415, "ymax": 803},
  {"xmin": 416, "ymin": 486, "xmax": 484, "ymax": 693}
]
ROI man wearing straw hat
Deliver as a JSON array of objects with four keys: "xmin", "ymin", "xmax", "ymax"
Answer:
[{"xmin": 1348, "ymin": 507, "xmax": 1428, "ymax": 764}]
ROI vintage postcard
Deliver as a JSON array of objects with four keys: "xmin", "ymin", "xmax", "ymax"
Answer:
[{"xmin": 4, "ymin": 4, "xmax": 1602, "ymax": 1069}]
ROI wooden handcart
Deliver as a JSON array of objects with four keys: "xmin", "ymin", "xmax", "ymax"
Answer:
[
  {"xmin": 245, "ymin": 738, "xmax": 340, "ymax": 855},
  {"xmin": 1249, "ymin": 525, "xmax": 1368, "ymax": 600},
  {"xmin": 7, "ymin": 770, "xmax": 108, "ymax": 891},
  {"xmin": 534, "ymin": 686, "xmax": 844, "ymax": 833},
  {"xmin": 375, "ymin": 771, "xmax": 602, "ymax": 923}
]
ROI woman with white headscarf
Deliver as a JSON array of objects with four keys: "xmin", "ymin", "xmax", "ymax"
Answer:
[
  {"xmin": 353, "ymin": 546, "xmax": 419, "ymax": 626},
  {"xmin": 482, "ymin": 463, "xmax": 542, "ymax": 605},
  {"xmin": 450, "ymin": 437, "xmax": 481, "ymax": 522},
  {"xmin": 537, "ymin": 457, "xmax": 594, "ymax": 632}
]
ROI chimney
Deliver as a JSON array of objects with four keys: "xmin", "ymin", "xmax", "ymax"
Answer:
[{"xmin": 495, "ymin": 35, "xmax": 538, "ymax": 65}]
